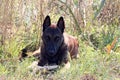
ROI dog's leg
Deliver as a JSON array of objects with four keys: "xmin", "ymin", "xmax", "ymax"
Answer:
[
  {"xmin": 64, "ymin": 61, "xmax": 70, "ymax": 69},
  {"xmin": 38, "ymin": 57, "xmax": 47, "ymax": 66},
  {"xmin": 32, "ymin": 48, "xmax": 41, "ymax": 59},
  {"xmin": 74, "ymin": 45, "xmax": 79, "ymax": 59},
  {"xmin": 61, "ymin": 50, "xmax": 71, "ymax": 69},
  {"xmin": 64, "ymin": 51, "xmax": 71, "ymax": 69}
]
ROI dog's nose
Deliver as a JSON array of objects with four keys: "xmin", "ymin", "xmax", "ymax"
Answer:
[
  {"xmin": 49, "ymin": 50, "xmax": 55, "ymax": 56},
  {"xmin": 49, "ymin": 50, "xmax": 54, "ymax": 54}
]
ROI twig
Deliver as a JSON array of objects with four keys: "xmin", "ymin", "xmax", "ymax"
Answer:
[{"xmin": 58, "ymin": 0, "xmax": 82, "ymax": 34}]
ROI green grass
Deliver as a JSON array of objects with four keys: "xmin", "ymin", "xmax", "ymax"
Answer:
[
  {"xmin": 0, "ymin": 0, "xmax": 120, "ymax": 79},
  {"xmin": 0, "ymin": 38, "xmax": 120, "ymax": 80},
  {"xmin": 0, "ymin": 17, "xmax": 120, "ymax": 80}
]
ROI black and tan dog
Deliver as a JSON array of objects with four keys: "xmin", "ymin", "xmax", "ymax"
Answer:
[
  {"xmin": 19, "ymin": 16, "xmax": 79, "ymax": 69},
  {"xmin": 37, "ymin": 16, "xmax": 79, "ymax": 68}
]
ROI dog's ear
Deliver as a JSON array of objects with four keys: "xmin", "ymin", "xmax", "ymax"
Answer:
[
  {"xmin": 57, "ymin": 17, "xmax": 65, "ymax": 33},
  {"xmin": 43, "ymin": 15, "xmax": 51, "ymax": 32}
]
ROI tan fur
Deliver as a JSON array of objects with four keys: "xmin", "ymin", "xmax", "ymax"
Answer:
[{"xmin": 64, "ymin": 33, "xmax": 79, "ymax": 59}]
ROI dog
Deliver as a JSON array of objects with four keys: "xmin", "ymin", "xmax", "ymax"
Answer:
[{"xmin": 37, "ymin": 16, "xmax": 79, "ymax": 68}]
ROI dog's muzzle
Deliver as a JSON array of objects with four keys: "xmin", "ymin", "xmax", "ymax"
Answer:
[{"xmin": 47, "ymin": 49, "xmax": 56, "ymax": 57}]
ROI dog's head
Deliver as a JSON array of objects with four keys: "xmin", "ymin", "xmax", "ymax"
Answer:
[{"xmin": 42, "ymin": 16, "xmax": 65, "ymax": 57}]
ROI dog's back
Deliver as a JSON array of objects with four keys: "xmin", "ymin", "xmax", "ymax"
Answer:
[{"xmin": 64, "ymin": 33, "xmax": 79, "ymax": 59}]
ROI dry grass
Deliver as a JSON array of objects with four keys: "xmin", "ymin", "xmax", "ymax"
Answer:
[{"xmin": 0, "ymin": 0, "xmax": 120, "ymax": 80}]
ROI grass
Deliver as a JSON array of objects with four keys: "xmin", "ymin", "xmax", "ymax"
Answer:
[
  {"xmin": 0, "ymin": 0, "xmax": 120, "ymax": 79},
  {"xmin": 0, "ymin": 16, "xmax": 120, "ymax": 80},
  {"xmin": 0, "ymin": 37, "xmax": 120, "ymax": 80}
]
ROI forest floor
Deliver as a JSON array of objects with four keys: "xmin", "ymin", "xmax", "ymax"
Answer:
[{"xmin": 0, "ymin": 38, "xmax": 120, "ymax": 80}]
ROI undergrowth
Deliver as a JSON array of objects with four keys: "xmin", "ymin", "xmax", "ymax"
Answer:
[
  {"xmin": 0, "ymin": 0, "xmax": 120, "ymax": 80},
  {"xmin": 0, "ymin": 30, "xmax": 120, "ymax": 80}
]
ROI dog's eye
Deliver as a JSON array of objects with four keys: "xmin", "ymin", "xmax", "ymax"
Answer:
[{"xmin": 55, "ymin": 36, "xmax": 60, "ymax": 42}]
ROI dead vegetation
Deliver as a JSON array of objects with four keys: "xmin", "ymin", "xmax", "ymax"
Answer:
[{"xmin": 0, "ymin": 0, "xmax": 120, "ymax": 80}]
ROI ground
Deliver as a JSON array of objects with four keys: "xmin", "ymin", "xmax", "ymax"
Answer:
[{"xmin": 0, "ymin": 39, "xmax": 120, "ymax": 80}]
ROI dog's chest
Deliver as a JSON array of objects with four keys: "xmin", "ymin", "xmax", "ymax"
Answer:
[{"xmin": 47, "ymin": 54, "xmax": 61, "ymax": 65}]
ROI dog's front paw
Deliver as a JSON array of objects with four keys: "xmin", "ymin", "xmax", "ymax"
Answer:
[
  {"xmin": 38, "ymin": 60, "xmax": 47, "ymax": 66},
  {"xmin": 64, "ymin": 62, "xmax": 70, "ymax": 69}
]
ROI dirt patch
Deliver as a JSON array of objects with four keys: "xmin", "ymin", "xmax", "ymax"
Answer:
[{"xmin": 81, "ymin": 74, "xmax": 97, "ymax": 80}]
